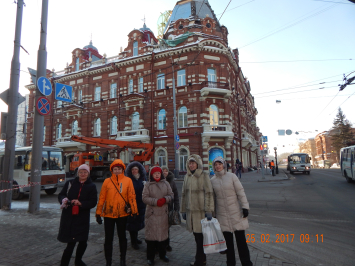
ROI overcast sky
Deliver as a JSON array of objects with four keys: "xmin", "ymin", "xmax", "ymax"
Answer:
[{"xmin": 1, "ymin": 0, "xmax": 354, "ymax": 153}]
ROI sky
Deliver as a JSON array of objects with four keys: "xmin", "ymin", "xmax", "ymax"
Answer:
[{"xmin": 0, "ymin": 0, "xmax": 354, "ymax": 154}]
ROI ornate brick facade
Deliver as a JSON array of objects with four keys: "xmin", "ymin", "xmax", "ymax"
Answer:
[{"xmin": 25, "ymin": 0, "xmax": 261, "ymax": 174}]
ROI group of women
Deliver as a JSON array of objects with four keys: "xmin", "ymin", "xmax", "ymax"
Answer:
[{"xmin": 57, "ymin": 154, "xmax": 252, "ymax": 266}]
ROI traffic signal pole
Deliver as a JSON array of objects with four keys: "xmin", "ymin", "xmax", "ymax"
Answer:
[
  {"xmin": 28, "ymin": 0, "xmax": 49, "ymax": 213},
  {"xmin": 0, "ymin": 0, "xmax": 24, "ymax": 210}
]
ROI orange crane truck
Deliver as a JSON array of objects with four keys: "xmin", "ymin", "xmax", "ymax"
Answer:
[{"xmin": 69, "ymin": 135, "xmax": 154, "ymax": 180}]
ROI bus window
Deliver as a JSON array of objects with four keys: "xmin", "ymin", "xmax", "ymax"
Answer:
[
  {"xmin": 49, "ymin": 151, "xmax": 62, "ymax": 170},
  {"xmin": 14, "ymin": 152, "xmax": 26, "ymax": 169},
  {"xmin": 42, "ymin": 151, "xmax": 49, "ymax": 170}
]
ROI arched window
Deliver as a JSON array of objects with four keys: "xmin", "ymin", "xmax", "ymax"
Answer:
[
  {"xmin": 208, "ymin": 68, "xmax": 216, "ymax": 82},
  {"xmin": 75, "ymin": 57, "xmax": 79, "ymax": 71},
  {"xmin": 56, "ymin": 124, "xmax": 62, "ymax": 139},
  {"xmin": 179, "ymin": 148, "xmax": 188, "ymax": 171},
  {"xmin": 94, "ymin": 118, "xmax": 101, "ymax": 136},
  {"xmin": 111, "ymin": 116, "xmax": 118, "ymax": 135},
  {"xmin": 209, "ymin": 104, "xmax": 219, "ymax": 125},
  {"xmin": 158, "ymin": 109, "xmax": 166, "ymax": 130},
  {"xmin": 178, "ymin": 106, "xmax": 187, "ymax": 128},
  {"xmin": 72, "ymin": 120, "xmax": 78, "ymax": 135},
  {"xmin": 133, "ymin": 41, "xmax": 138, "ymax": 56},
  {"xmin": 157, "ymin": 149, "xmax": 167, "ymax": 167},
  {"xmin": 132, "ymin": 112, "xmax": 139, "ymax": 130}
]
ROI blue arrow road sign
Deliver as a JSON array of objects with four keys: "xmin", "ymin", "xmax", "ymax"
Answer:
[
  {"xmin": 55, "ymin": 83, "xmax": 72, "ymax": 103},
  {"xmin": 262, "ymin": 136, "xmax": 268, "ymax": 142},
  {"xmin": 175, "ymin": 135, "xmax": 180, "ymax": 142},
  {"xmin": 37, "ymin": 77, "xmax": 52, "ymax": 96}
]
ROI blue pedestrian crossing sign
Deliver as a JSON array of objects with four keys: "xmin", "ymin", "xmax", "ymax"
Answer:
[
  {"xmin": 55, "ymin": 83, "xmax": 72, "ymax": 103},
  {"xmin": 262, "ymin": 136, "xmax": 268, "ymax": 142},
  {"xmin": 37, "ymin": 77, "xmax": 52, "ymax": 96}
]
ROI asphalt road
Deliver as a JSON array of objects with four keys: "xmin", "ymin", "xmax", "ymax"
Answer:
[
  {"xmin": 15, "ymin": 168, "xmax": 355, "ymax": 266},
  {"xmin": 242, "ymin": 167, "xmax": 355, "ymax": 266}
]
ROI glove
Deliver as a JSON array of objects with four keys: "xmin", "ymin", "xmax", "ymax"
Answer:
[
  {"xmin": 132, "ymin": 213, "xmax": 138, "ymax": 220},
  {"xmin": 96, "ymin": 214, "xmax": 103, "ymax": 225},
  {"xmin": 157, "ymin": 198, "xmax": 166, "ymax": 207},
  {"xmin": 242, "ymin": 209, "xmax": 249, "ymax": 218},
  {"xmin": 205, "ymin": 212, "xmax": 212, "ymax": 221},
  {"xmin": 181, "ymin": 213, "xmax": 186, "ymax": 220}
]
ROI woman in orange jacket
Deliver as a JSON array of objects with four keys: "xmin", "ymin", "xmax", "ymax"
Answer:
[{"xmin": 96, "ymin": 159, "xmax": 138, "ymax": 266}]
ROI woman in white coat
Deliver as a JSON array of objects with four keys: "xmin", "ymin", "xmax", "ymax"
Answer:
[{"xmin": 210, "ymin": 156, "xmax": 253, "ymax": 266}]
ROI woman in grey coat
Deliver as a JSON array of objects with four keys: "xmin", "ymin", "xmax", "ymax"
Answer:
[
  {"xmin": 142, "ymin": 166, "xmax": 174, "ymax": 265},
  {"xmin": 211, "ymin": 156, "xmax": 253, "ymax": 266}
]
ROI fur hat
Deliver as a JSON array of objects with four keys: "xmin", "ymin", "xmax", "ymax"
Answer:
[
  {"xmin": 214, "ymin": 156, "xmax": 225, "ymax": 165},
  {"xmin": 78, "ymin": 164, "xmax": 90, "ymax": 174}
]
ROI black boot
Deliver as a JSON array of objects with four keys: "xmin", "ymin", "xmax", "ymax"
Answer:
[
  {"xmin": 120, "ymin": 257, "xmax": 127, "ymax": 266},
  {"xmin": 60, "ymin": 243, "xmax": 75, "ymax": 266},
  {"xmin": 104, "ymin": 244, "xmax": 112, "ymax": 266},
  {"xmin": 75, "ymin": 241, "xmax": 87, "ymax": 266}
]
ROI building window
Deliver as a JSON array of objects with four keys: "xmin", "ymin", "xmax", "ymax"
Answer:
[
  {"xmin": 76, "ymin": 57, "xmax": 79, "ymax": 71},
  {"xmin": 157, "ymin": 149, "xmax": 167, "ymax": 167},
  {"xmin": 72, "ymin": 120, "xmax": 78, "ymax": 135},
  {"xmin": 72, "ymin": 91, "xmax": 75, "ymax": 103},
  {"xmin": 132, "ymin": 112, "xmax": 139, "ymax": 130},
  {"xmin": 208, "ymin": 68, "xmax": 216, "ymax": 82},
  {"xmin": 78, "ymin": 89, "xmax": 82, "ymax": 102},
  {"xmin": 111, "ymin": 116, "xmax": 117, "ymax": 135},
  {"xmin": 177, "ymin": 69, "xmax": 186, "ymax": 86},
  {"xmin": 110, "ymin": 83, "xmax": 117, "ymax": 98},
  {"xmin": 133, "ymin": 41, "xmax": 138, "ymax": 56},
  {"xmin": 43, "ymin": 126, "xmax": 46, "ymax": 142},
  {"xmin": 139, "ymin": 77, "xmax": 143, "ymax": 92},
  {"xmin": 179, "ymin": 148, "xmax": 188, "ymax": 171},
  {"xmin": 57, "ymin": 100, "xmax": 62, "ymax": 108},
  {"xmin": 95, "ymin": 86, "xmax": 101, "ymax": 101},
  {"xmin": 158, "ymin": 109, "xmax": 166, "ymax": 130},
  {"xmin": 56, "ymin": 124, "xmax": 62, "ymax": 139},
  {"xmin": 94, "ymin": 118, "xmax": 101, "ymax": 136},
  {"xmin": 129, "ymin": 79, "xmax": 133, "ymax": 93},
  {"xmin": 157, "ymin": 73, "xmax": 165, "ymax": 90},
  {"xmin": 209, "ymin": 104, "xmax": 219, "ymax": 125},
  {"xmin": 178, "ymin": 106, "xmax": 187, "ymax": 128}
]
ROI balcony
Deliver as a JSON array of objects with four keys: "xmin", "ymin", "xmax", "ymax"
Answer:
[
  {"xmin": 201, "ymin": 124, "xmax": 234, "ymax": 143},
  {"xmin": 200, "ymin": 81, "xmax": 231, "ymax": 99},
  {"xmin": 54, "ymin": 136, "xmax": 86, "ymax": 151},
  {"xmin": 241, "ymin": 132, "xmax": 255, "ymax": 149},
  {"xmin": 116, "ymin": 129, "xmax": 150, "ymax": 143}
]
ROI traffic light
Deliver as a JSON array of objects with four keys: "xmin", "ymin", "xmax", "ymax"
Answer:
[
  {"xmin": 260, "ymin": 144, "xmax": 263, "ymax": 150},
  {"xmin": 263, "ymin": 143, "xmax": 268, "ymax": 150}
]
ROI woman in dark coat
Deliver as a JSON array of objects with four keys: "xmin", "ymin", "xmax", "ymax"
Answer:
[
  {"xmin": 58, "ymin": 164, "xmax": 98, "ymax": 266},
  {"xmin": 161, "ymin": 166, "xmax": 179, "ymax": 252},
  {"xmin": 124, "ymin": 161, "xmax": 147, "ymax": 250}
]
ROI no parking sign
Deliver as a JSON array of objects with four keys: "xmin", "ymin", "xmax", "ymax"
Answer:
[{"xmin": 36, "ymin": 97, "xmax": 51, "ymax": 115}]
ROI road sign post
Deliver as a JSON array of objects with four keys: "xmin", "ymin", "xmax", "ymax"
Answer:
[
  {"xmin": 0, "ymin": 0, "xmax": 24, "ymax": 210},
  {"xmin": 28, "ymin": 0, "xmax": 49, "ymax": 214}
]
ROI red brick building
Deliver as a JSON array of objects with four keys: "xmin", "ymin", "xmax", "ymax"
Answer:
[{"xmin": 25, "ymin": 0, "xmax": 261, "ymax": 174}]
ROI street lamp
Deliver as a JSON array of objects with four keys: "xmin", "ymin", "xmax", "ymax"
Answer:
[{"xmin": 274, "ymin": 147, "xmax": 279, "ymax": 174}]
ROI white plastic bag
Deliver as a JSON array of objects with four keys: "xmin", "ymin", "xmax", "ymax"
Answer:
[{"xmin": 201, "ymin": 218, "xmax": 227, "ymax": 254}]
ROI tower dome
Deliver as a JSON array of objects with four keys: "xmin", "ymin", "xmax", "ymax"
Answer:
[{"xmin": 83, "ymin": 40, "xmax": 98, "ymax": 51}]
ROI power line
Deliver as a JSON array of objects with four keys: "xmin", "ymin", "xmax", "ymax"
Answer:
[
  {"xmin": 240, "ymin": 58, "xmax": 353, "ymax": 63},
  {"xmin": 318, "ymin": 91, "xmax": 340, "ymax": 115},
  {"xmin": 216, "ymin": 0, "xmax": 255, "ymax": 15},
  {"xmin": 255, "ymin": 85, "xmax": 337, "ymax": 98},
  {"xmin": 272, "ymin": 94, "xmax": 354, "ymax": 101},
  {"xmin": 254, "ymin": 80, "xmax": 341, "ymax": 95},
  {"xmin": 218, "ymin": 0, "xmax": 233, "ymax": 21},
  {"xmin": 328, "ymin": 91, "xmax": 355, "ymax": 115},
  {"xmin": 239, "ymin": 4, "xmax": 336, "ymax": 49},
  {"xmin": 312, "ymin": 0, "xmax": 354, "ymax": 4}
]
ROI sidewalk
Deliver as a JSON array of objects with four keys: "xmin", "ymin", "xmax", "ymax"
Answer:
[{"xmin": 0, "ymin": 171, "xmax": 296, "ymax": 266}]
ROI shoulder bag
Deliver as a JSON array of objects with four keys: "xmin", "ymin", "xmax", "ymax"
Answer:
[{"xmin": 110, "ymin": 178, "xmax": 132, "ymax": 215}]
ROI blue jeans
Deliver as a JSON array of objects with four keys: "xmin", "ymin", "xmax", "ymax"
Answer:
[{"xmin": 236, "ymin": 169, "xmax": 242, "ymax": 179}]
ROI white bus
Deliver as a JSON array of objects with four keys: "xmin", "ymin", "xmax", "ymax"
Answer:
[
  {"xmin": 0, "ymin": 146, "xmax": 66, "ymax": 200},
  {"xmin": 287, "ymin": 153, "xmax": 311, "ymax": 175},
  {"xmin": 340, "ymin": 145, "xmax": 355, "ymax": 183}
]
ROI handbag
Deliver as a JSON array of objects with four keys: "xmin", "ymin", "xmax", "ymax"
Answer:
[
  {"xmin": 71, "ymin": 182, "xmax": 83, "ymax": 216},
  {"xmin": 168, "ymin": 210, "xmax": 181, "ymax": 225},
  {"xmin": 110, "ymin": 178, "xmax": 132, "ymax": 215},
  {"xmin": 201, "ymin": 218, "xmax": 227, "ymax": 254}
]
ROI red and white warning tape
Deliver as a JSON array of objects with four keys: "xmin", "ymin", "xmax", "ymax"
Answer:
[{"xmin": 0, "ymin": 182, "xmax": 41, "ymax": 193}]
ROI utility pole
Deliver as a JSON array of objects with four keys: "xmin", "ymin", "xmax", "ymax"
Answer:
[
  {"xmin": 0, "ymin": 0, "xmax": 24, "ymax": 210},
  {"xmin": 260, "ymin": 136, "xmax": 265, "ymax": 179},
  {"xmin": 28, "ymin": 0, "xmax": 49, "ymax": 213},
  {"xmin": 170, "ymin": 55, "xmax": 179, "ymax": 179}
]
